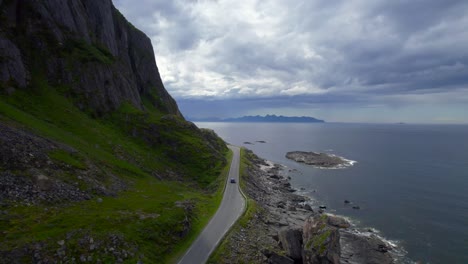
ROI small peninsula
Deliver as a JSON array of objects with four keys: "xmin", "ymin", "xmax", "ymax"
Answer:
[
  {"xmin": 191, "ymin": 114, "xmax": 325, "ymax": 123},
  {"xmin": 286, "ymin": 151, "xmax": 355, "ymax": 169}
]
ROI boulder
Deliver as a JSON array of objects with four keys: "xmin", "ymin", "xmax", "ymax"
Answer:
[
  {"xmin": 302, "ymin": 215, "xmax": 341, "ymax": 264},
  {"xmin": 291, "ymin": 196, "xmax": 306, "ymax": 202},
  {"xmin": 35, "ymin": 174, "xmax": 52, "ymax": 191},
  {"xmin": 340, "ymin": 231, "xmax": 394, "ymax": 264},
  {"xmin": 327, "ymin": 215, "xmax": 350, "ymax": 228},
  {"xmin": 277, "ymin": 201, "xmax": 286, "ymax": 209},
  {"xmin": 304, "ymin": 204, "xmax": 314, "ymax": 212},
  {"xmin": 278, "ymin": 228, "xmax": 303, "ymax": 261},
  {"xmin": 270, "ymin": 174, "xmax": 281, "ymax": 180}
]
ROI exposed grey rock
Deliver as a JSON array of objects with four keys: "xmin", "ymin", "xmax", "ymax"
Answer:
[
  {"xmin": 302, "ymin": 215, "xmax": 341, "ymax": 264},
  {"xmin": 278, "ymin": 228, "xmax": 303, "ymax": 261},
  {"xmin": 286, "ymin": 151, "xmax": 351, "ymax": 168},
  {"xmin": 304, "ymin": 204, "xmax": 314, "ymax": 212},
  {"xmin": 327, "ymin": 215, "xmax": 351, "ymax": 228},
  {"xmin": 270, "ymin": 174, "xmax": 281, "ymax": 179},
  {"xmin": 340, "ymin": 231, "xmax": 394, "ymax": 264},
  {"xmin": 0, "ymin": 35, "xmax": 30, "ymax": 88}
]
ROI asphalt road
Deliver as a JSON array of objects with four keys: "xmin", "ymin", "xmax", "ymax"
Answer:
[{"xmin": 178, "ymin": 145, "xmax": 245, "ymax": 264}]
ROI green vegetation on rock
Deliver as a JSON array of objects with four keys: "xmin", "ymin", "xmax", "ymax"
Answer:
[
  {"xmin": 308, "ymin": 229, "xmax": 331, "ymax": 255},
  {"xmin": 62, "ymin": 39, "xmax": 115, "ymax": 65},
  {"xmin": 48, "ymin": 149, "xmax": 87, "ymax": 170}
]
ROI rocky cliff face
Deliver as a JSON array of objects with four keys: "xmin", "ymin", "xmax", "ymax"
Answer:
[{"xmin": 0, "ymin": 0, "xmax": 180, "ymax": 116}]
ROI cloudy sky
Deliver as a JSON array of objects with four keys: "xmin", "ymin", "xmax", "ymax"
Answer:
[{"xmin": 114, "ymin": 0, "xmax": 468, "ymax": 123}]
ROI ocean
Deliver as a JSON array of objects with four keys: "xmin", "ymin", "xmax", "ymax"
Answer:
[{"xmin": 195, "ymin": 122, "xmax": 468, "ymax": 264}]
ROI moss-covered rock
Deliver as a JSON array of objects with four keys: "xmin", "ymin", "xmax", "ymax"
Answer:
[{"xmin": 302, "ymin": 214, "xmax": 341, "ymax": 263}]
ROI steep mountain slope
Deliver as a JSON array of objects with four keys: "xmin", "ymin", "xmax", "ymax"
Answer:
[{"xmin": 0, "ymin": 0, "xmax": 228, "ymax": 263}]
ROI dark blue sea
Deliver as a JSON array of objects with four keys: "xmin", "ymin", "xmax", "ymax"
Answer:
[{"xmin": 196, "ymin": 122, "xmax": 468, "ymax": 264}]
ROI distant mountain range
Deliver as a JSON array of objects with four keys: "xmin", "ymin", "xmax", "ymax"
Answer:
[{"xmin": 190, "ymin": 115, "xmax": 325, "ymax": 123}]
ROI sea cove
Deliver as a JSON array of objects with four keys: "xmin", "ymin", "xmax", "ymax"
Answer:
[{"xmin": 196, "ymin": 122, "xmax": 468, "ymax": 264}]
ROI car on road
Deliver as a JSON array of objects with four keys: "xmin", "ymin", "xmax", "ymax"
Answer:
[{"xmin": 230, "ymin": 178, "xmax": 236, "ymax": 183}]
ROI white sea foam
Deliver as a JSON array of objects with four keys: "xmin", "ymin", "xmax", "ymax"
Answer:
[
  {"xmin": 311, "ymin": 154, "xmax": 357, "ymax": 169},
  {"xmin": 259, "ymin": 160, "xmax": 275, "ymax": 171}
]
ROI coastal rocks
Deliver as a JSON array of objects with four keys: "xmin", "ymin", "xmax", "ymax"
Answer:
[
  {"xmin": 285, "ymin": 151, "xmax": 354, "ymax": 169},
  {"xmin": 340, "ymin": 231, "xmax": 394, "ymax": 264},
  {"xmin": 327, "ymin": 215, "xmax": 351, "ymax": 229},
  {"xmin": 278, "ymin": 229, "xmax": 303, "ymax": 261},
  {"xmin": 302, "ymin": 214, "xmax": 341, "ymax": 264},
  {"xmin": 304, "ymin": 204, "xmax": 314, "ymax": 212},
  {"xmin": 302, "ymin": 214, "xmax": 393, "ymax": 264},
  {"xmin": 213, "ymin": 149, "xmax": 396, "ymax": 264}
]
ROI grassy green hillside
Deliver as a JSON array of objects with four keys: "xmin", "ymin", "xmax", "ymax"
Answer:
[{"xmin": 0, "ymin": 72, "xmax": 229, "ymax": 263}]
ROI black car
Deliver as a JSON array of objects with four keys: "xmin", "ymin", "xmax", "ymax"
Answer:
[{"xmin": 230, "ymin": 178, "xmax": 236, "ymax": 183}]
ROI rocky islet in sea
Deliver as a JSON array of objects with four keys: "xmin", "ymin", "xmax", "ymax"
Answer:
[{"xmin": 286, "ymin": 151, "xmax": 355, "ymax": 169}]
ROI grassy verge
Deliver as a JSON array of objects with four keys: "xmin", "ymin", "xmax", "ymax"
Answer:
[{"xmin": 207, "ymin": 148, "xmax": 259, "ymax": 263}]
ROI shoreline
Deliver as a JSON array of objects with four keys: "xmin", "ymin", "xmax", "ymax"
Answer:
[{"xmin": 211, "ymin": 149, "xmax": 401, "ymax": 263}]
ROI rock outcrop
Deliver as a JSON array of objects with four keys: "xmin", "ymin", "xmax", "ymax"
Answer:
[
  {"xmin": 302, "ymin": 215, "xmax": 342, "ymax": 264},
  {"xmin": 286, "ymin": 151, "xmax": 354, "ymax": 169},
  {"xmin": 0, "ymin": 0, "xmax": 180, "ymax": 116},
  {"xmin": 278, "ymin": 228, "xmax": 303, "ymax": 261}
]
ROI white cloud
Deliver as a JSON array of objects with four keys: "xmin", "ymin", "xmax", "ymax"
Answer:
[{"xmin": 114, "ymin": 0, "xmax": 468, "ymax": 122}]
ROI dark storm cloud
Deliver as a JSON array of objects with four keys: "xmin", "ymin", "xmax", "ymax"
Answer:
[{"xmin": 114, "ymin": 0, "xmax": 468, "ymax": 122}]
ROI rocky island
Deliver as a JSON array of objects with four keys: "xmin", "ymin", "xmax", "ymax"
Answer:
[{"xmin": 286, "ymin": 151, "xmax": 355, "ymax": 169}]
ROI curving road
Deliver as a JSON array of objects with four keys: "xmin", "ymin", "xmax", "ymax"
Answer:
[{"xmin": 178, "ymin": 145, "xmax": 245, "ymax": 264}]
